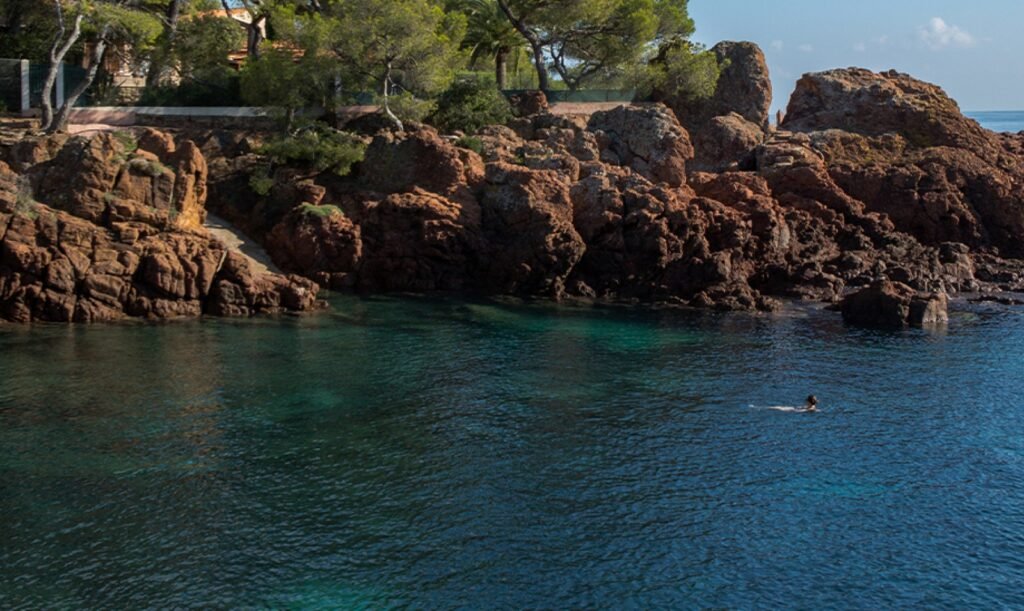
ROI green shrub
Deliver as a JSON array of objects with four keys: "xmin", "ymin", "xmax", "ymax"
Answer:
[
  {"xmin": 128, "ymin": 156, "xmax": 170, "ymax": 178},
  {"xmin": 382, "ymin": 91, "xmax": 437, "ymax": 125},
  {"xmin": 455, "ymin": 136, "xmax": 484, "ymax": 155},
  {"xmin": 249, "ymin": 168, "xmax": 275, "ymax": 196},
  {"xmin": 431, "ymin": 74, "xmax": 513, "ymax": 135},
  {"xmin": 112, "ymin": 130, "xmax": 138, "ymax": 154},
  {"xmin": 298, "ymin": 203, "xmax": 343, "ymax": 218},
  {"xmin": 139, "ymin": 69, "xmax": 243, "ymax": 107},
  {"xmin": 14, "ymin": 176, "xmax": 39, "ymax": 220},
  {"xmin": 258, "ymin": 125, "xmax": 367, "ymax": 177},
  {"xmin": 240, "ymin": 49, "xmax": 308, "ymax": 122}
]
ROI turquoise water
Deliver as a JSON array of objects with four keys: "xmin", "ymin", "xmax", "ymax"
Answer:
[
  {"xmin": 967, "ymin": 110, "xmax": 1024, "ymax": 133},
  {"xmin": 3, "ymin": 296, "xmax": 1024, "ymax": 608}
]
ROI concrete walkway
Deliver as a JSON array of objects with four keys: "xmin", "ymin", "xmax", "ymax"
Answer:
[
  {"xmin": 65, "ymin": 102, "xmax": 635, "ymax": 130},
  {"xmin": 204, "ymin": 213, "xmax": 281, "ymax": 276}
]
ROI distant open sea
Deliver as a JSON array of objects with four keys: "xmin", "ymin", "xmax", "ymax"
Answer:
[{"xmin": 966, "ymin": 111, "xmax": 1024, "ymax": 133}]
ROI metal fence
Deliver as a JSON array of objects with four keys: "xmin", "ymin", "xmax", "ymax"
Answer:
[
  {"xmin": 0, "ymin": 60, "xmax": 640, "ymax": 114},
  {"xmin": 0, "ymin": 61, "xmax": 94, "ymax": 113},
  {"xmin": 28, "ymin": 63, "xmax": 52, "ymax": 109},
  {"xmin": 0, "ymin": 59, "xmax": 27, "ymax": 113}
]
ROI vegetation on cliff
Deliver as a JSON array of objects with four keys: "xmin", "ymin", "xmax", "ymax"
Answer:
[{"xmin": 1, "ymin": 0, "xmax": 721, "ymax": 133}]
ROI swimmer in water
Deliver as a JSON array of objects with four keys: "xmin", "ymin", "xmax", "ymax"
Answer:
[{"xmin": 805, "ymin": 395, "xmax": 819, "ymax": 412}]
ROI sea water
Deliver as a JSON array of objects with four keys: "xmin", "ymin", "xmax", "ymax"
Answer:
[
  {"xmin": 968, "ymin": 111, "xmax": 1024, "ymax": 133},
  {"xmin": 2, "ymin": 296, "xmax": 1024, "ymax": 608}
]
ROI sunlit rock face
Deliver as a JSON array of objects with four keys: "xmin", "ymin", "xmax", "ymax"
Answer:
[{"xmin": 0, "ymin": 131, "xmax": 318, "ymax": 323}]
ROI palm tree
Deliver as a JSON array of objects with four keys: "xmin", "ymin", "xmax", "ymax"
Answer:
[{"xmin": 455, "ymin": 0, "xmax": 523, "ymax": 90}]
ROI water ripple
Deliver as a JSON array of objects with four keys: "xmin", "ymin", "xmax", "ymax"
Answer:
[{"xmin": 1, "ymin": 296, "xmax": 1023, "ymax": 608}]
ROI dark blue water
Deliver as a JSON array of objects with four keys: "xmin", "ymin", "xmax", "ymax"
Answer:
[
  {"xmin": 2, "ymin": 296, "xmax": 1024, "ymax": 609},
  {"xmin": 967, "ymin": 110, "xmax": 1024, "ymax": 133}
]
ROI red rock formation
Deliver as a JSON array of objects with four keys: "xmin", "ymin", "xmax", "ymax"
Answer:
[
  {"xmin": 509, "ymin": 91, "xmax": 549, "ymax": 117},
  {"xmin": 354, "ymin": 188, "xmax": 482, "ymax": 293},
  {"xmin": 193, "ymin": 80, "xmax": 1024, "ymax": 317},
  {"xmin": 479, "ymin": 163, "xmax": 584, "ymax": 297},
  {"xmin": 841, "ymin": 280, "xmax": 948, "ymax": 328},
  {"xmin": 0, "ymin": 133, "xmax": 319, "ymax": 323},
  {"xmin": 662, "ymin": 41, "xmax": 773, "ymax": 133},
  {"xmin": 266, "ymin": 204, "xmax": 362, "ymax": 291},
  {"xmin": 783, "ymin": 68, "xmax": 1024, "ymax": 257},
  {"xmin": 359, "ymin": 126, "xmax": 480, "ymax": 198},
  {"xmin": 689, "ymin": 112, "xmax": 765, "ymax": 173},
  {"xmin": 587, "ymin": 105, "xmax": 693, "ymax": 187}
]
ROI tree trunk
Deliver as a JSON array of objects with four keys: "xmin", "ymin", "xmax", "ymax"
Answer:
[
  {"xmin": 48, "ymin": 26, "xmax": 111, "ymax": 135},
  {"xmin": 496, "ymin": 0, "xmax": 549, "ymax": 91},
  {"xmin": 495, "ymin": 48, "xmax": 508, "ymax": 90},
  {"xmin": 286, "ymin": 107, "xmax": 295, "ymax": 132},
  {"xmin": 382, "ymin": 61, "xmax": 403, "ymax": 131},
  {"xmin": 146, "ymin": 0, "xmax": 183, "ymax": 88},
  {"xmin": 40, "ymin": 7, "xmax": 84, "ymax": 132},
  {"xmin": 530, "ymin": 42, "xmax": 549, "ymax": 91},
  {"xmin": 247, "ymin": 16, "xmax": 266, "ymax": 60},
  {"xmin": 221, "ymin": 0, "xmax": 264, "ymax": 60}
]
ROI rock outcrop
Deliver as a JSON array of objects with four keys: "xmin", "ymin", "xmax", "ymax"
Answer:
[
  {"xmin": 782, "ymin": 68, "xmax": 1024, "ymax": 258},
  {"xmin": 690, "ymin": 112, "xmax": 765, "ymax": 173},
  {"xmin": 840, "ymin": 280, "xmax": 948, "ymax": 328},
  {"xmin": 587, "ymin": 104, "xmax": 693, "ymax": 187},
  {"xmin": 509, "ymin": 91, "xmax": 549, "ymax": 117},
  {"xmin": 664, "ymin": 41, "xmax": 773, "ymax": 133},
  {"xmin": 198, "ymin": 103, "xmax": 983, "ymax": 313},
  {"xmin": 783, "ymin": 68, "xmax": 990, "ymax": 150},
  {"xmin": 0, "ymin": 131, "xmax": 319, "ymax": 323},
  {"xmin": 160, "ymin": 64, "xmax": 1024, "ymax": 322}
]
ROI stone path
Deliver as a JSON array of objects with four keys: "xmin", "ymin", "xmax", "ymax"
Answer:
[{"xmin": 204, "ymin": 213, "xmax": 282, "ymax": 276}]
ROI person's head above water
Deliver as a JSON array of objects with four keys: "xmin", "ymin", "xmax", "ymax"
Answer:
[{"xmin": 806, "ymin": 395, "xmax": 819, "ymax": 408}]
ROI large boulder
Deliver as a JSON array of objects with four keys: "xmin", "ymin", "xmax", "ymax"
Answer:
[
  {"xmin": 266, "ymin": 204, "xmax": 363, "ymax": 290},
  {"xmin": 840, "ymin": 280, "xmax": 948, "ymax": 328},
  {"xmin": 353, "ymin": 188, "xmax": 483, "ymax": 293},
  {"xmin": 782, "ymin": 68, "xmax": 990, "ymax": 150},
  {"xmin": 478, "ymin": 163, "xmax": 585, "ymax": 297},
  {"xmin": 666, "ymin": 41, "xmax": 773, "ymax": 133},
  {"xmin": 568, "ymin": 167, "xmax": 696, "ymax": 299},
  {"xmin": 782, "ymin": 68, "xmax": 1024, "ymax": 257},
  {"xmin": 690, "ymin": 112, "xmax": 765, "ymax": 172},
  {"xmin": 587, "ymin": 104, "xmax": 693, "ymax": 187},
  {"xmin": 358, "ymin": 126, "xmax": 481, "ymax": 198}
]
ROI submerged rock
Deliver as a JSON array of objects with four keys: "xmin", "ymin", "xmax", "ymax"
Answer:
[{"xmin": 840, "ymin": 280, "xmax": 948, "ymax": 328}]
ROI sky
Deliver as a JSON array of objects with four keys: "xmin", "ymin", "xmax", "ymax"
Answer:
[{"xmin": 689, "ymin": 0, "xmax": 1024, "ymax": 113}]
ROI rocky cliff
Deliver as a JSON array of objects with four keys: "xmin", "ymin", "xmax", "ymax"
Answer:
[
  {"xmin": 197, "ymin": 88, "xmax": 1008, "ymax": 315},
  {"xmin": 6, "ymin": 44, "xmax": 1024, "ymax": 326},
  {"xmin": 0, "ymin": 130, "xmax": 319, "ymax": 323},
  {"xmin": 783, "ymin": 68, "xmax": 1024, "ymax": 258}
]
